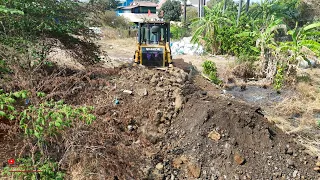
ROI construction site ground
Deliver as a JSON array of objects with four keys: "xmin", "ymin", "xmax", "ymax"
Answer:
[{"xmin": 1, "ymin": 36, "xmax": 320, "ymax": 179}]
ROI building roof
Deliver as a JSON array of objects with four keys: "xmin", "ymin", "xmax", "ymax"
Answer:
[
  {"xmin": 121, "ymin": 5, "xmax": 138, "ymax": 9},
  {"xmin": 119, "ymin": 13, "xmax": 159, "ymax": 23},
  {"xmin": 157, "ymin": 0, "xmax": 167, "ymax": 9},
  {"xmin": 119, "ymin": 1, "xmax": 158, "ymax": 9},
  {"xmin": 131, "ymin": 1, "xmax": 158, "ymax": 7}
]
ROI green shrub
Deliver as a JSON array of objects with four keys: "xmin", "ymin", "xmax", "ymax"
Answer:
[
  {"xmin": 20, "ymin": 92, "xmax": 96, "ymax": 141},
  {"xmin": 202, "ymin": 60, "xmax": 221, "ymax": 84},
  {"xmin": 0, "ymin": 89, "xmax": 28, "ymax": 120},
  {"xmin": 170, "ymin": 25, "xmax": 189, "ymax": 40},
  {"xmin": 0, "ymin": 90, "xmax": 96, "ymax": 141}
]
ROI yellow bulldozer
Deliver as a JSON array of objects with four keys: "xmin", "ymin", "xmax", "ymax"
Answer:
[{"xmin": 133, "ymin": 21, "xmax": 173, "ymax": 67}]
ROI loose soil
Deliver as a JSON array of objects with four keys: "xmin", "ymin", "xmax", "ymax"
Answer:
[
  {"xmin": 163, "ymin": 93, "xmax": 319, "ymax": 179},
  {"xmin": 1, "ymin": 36, "xmax": 320, "ymax": 179}
]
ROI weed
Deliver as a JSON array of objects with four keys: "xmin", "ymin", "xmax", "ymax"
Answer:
[
  {"xmin": 297, "ymin": 74, "xmax": 312, "ymax": 83},
  {"xmin": 0, "ymin": 89, "xmax": 28, "ymax": 120},
  {"xmin": 274, "ymin": 65, "xmax": 284, "ymax": 91},
  {"xmin": 20, "ymin": 92, "xmax": 96, "ymax": 141},
  {"xmin": 202, "ymin": 60, "xmax": 221, "ymax": 85}
]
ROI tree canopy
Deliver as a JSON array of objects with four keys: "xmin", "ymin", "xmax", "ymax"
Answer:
[{"xmin": 160, "ymin": 0, "xmax": 182, "ymax": 21}]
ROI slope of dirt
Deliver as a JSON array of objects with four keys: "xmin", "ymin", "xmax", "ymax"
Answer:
[
  {"xmin": 1, "ymin": 51, "xmax": 319, "ymax": 179},
  {"xmin": 161, "ymin": 92, "xmax": 319, "ymax": 179},
  {"xmin": 36, "ymin": 65, "xmax": 191, "ymax": 179}
]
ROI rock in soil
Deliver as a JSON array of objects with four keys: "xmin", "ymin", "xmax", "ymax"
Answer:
[
  {"xmin": 208, "ymin": 130, "xmax": 221, "ymax": 141},
  {"xmin": 234, "ymin": 152, "xmax": 246, "ymax": 165},
  {"xmin": 187, "ymin": 163, "xmax": 201, "ymax": 178}
]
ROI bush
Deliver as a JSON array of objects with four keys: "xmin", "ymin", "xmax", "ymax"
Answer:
[
  {"xmin": 186, "ymin": 7, "xmax": 198, "ymax": 24},
  {"xmin": 202, "ymin": 60, "xmax": 221, "ymax": 84},
  {"xmin": 170, "ymin": 25, "xmax": 189, "ymax": 40}
]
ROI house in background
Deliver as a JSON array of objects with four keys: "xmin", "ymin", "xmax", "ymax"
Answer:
[{"xmin": 117, "ymin": 1, "xmax": 159, "ymax": 23}]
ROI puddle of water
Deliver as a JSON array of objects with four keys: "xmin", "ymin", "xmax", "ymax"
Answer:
[{"xmin": 225, "ymin": 86, "xmax": 292, "ymax": 106}]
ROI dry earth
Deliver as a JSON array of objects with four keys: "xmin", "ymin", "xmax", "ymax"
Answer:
[{"xmin": 1, "ymin": 36, "xmax": 320, "ymax": 179}]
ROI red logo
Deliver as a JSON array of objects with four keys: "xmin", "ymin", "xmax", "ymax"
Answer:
[{"xmin": 8, "ymin": 159, "xmax": 15, "ymax": 165}]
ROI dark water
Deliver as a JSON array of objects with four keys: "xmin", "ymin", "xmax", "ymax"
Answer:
[{"xmin": 225, "ymin": 85, "xmax": 292, "ymax": 107}]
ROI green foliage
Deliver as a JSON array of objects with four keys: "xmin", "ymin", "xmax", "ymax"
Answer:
[
  {"xmin": 160, "ymin": 0, "xmax": 182, "ymax": 21},
  {"xmin": 236, "ymin": 15, "xmax": 287, "ymax": 64},
  {"xmin": 0, "ymin": 90, "xmax": 96, "ymax": 141},
  {"xmin": 274, "ymin": 65, "xmax": 284, "ymax": 91},
  {"xmin": 88, "ymin": 0, "xmax": 119, "ymax": 11},
  {"xmin": 192, "ymin": 4, "xmax": 233, "ymax": 54},
  {"xmin": 0, "ymin": 0, "xmax": 89, "ymax": 49},
  {"xmin": 0, "ymin": 5, "xmax": 24, "ymax": 15},
  {"xmin": 186, "ymin": 7, "xmax": 198, "ymax": 24},
  {"xmin": 0, "ymin": 59, "xmax": 10, "ymax": 76},
  {"xmin": 20, "ymin": 93, "xmax": 96, "ymax": 141},
  {"xmin": 279, "ymin": 22, "xmax": 320, "ymax": 64},
  {"xmin": 0, "ymin": 89, "xmax": 28, "ymax": 120},
  {"xmin": 2, "ymin": 156, "xmax": 64, "ymax": 180},
  {"xmin": 170, "ymin": 25, "xmax": 189, "ymax": 40},
  {"xmin": 218, "ymin": 16, "xmax": 259, "ymax": 57},
  {"xmin": 202, "ymin": 60, "xmax": 221, "ymax": 84}
]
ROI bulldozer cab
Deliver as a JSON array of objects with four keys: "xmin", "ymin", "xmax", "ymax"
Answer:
[
  {"xmin": 138, "ymin": 22, "xmax": 170, "ymax": 45},
  {"xmin": 134, "ymin": 22, "xmax": 172, "ymax": 67}
]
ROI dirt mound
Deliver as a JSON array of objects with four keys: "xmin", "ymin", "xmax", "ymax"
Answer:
[
  {"xmin": 160, "ymin": 93, "xmax": 319, "ymax": 179},
  {"xmin": 51, "ymin": 66, "xmax": 192, "ymax": 179},
  {"xmin": 1, "ymin": 59, "xmax": 319, "ymax": 179}
]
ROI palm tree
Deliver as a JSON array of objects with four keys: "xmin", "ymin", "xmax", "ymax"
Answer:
[{"xmin": 236, "ymin": 16, "xmax": 287, "ymax": 77}]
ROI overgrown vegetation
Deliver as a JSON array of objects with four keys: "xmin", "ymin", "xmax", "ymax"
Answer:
[
  {"xmin": 0, "ymin": 89, "xmax": 96, "ymax": 178},
  {"xmin": 170, "ymin": 24, "xmax": 190, "ymax": 40},
  {"xmin": 192, "ymin": 0, "xmax": 320, "ymax": 90},
  {"xmin": 0, "ymin": 1, "xmax": 102, "ymax": 178}
]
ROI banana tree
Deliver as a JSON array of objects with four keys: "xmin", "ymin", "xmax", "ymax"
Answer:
[
  {"xmin": 279, "ymin": 22, "xmax": 320, "ymax": 65},
  {"xmin": 191, "ymin": 4, "xmax": 233, "ymax": 54},
  {"xmin": 236, "ymin": 16, "xmax": 287, "ymax": 78}
]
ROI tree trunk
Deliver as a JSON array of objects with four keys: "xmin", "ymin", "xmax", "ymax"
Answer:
[
  {"xmin": 237, "ymin": 0, "xmax": 242, "ymax": 26},
  {"xmin": 223, "ymin": 0, "xmax": 227, "ymax": 14},
  {"xmin": 246, "ymin": 0, "xmax": 250, "ymax": 13},
  {"xmin": 184, "ymin": 0, "xmax": 187, "ymax": 25}
]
